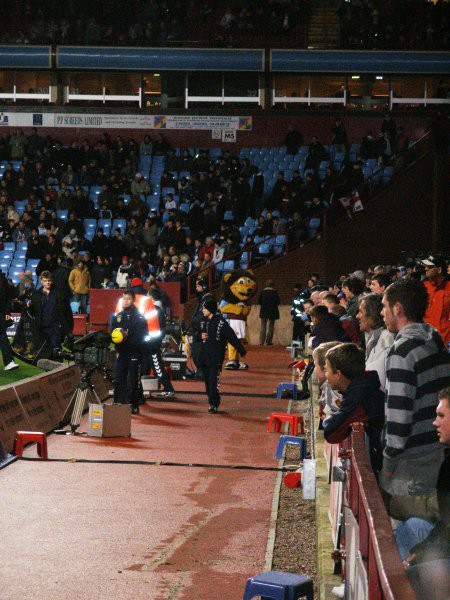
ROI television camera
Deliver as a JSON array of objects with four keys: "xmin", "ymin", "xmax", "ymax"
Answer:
[{"xmin": 60, "ymin": 331, "xmax": 114, "ymax": 433}]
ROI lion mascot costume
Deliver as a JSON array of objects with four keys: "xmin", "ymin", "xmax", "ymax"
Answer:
[{"xmin": 219, "ymin": 269, "xmax": 257, "ymax": 370}]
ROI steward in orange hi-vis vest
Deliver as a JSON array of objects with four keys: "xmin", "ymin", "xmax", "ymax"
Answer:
[
  {"xmin": 116, "ymin": 293, "xmax": 176, "ymax": 398},
  {"xmin": 115, "ymin": 294, "xmax": 162, "ymax": 342}
]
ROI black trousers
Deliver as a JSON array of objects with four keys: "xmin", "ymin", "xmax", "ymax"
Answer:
[
  {"xmin": 202, "ymin": 365, "xmax": 221, "ymax": 408},
  {"xmin": 114, "ymin": 353, "xmax": 141, "ymax": 408},
  {"xmin": 142, "ymin": 343, "xmax": 174, "ymax": 392},
  {"xmin": 292, "ymin": 318, "xmax": 305, "ymax": 343},
  {"xmin": 0, "ymin": 314, "xmax": 13, "ymax": 366}
]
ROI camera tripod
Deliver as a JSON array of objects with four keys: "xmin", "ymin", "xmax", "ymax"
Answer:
[{"xmin": 60, "ymin": 366, "xmax": 101, "ymax": 434}]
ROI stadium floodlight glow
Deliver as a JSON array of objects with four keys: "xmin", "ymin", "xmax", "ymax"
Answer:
[
  {"xmin": 376, "ymin": 76, "xmax": 383, "ymax": 80},
  {"xmin": 351, "ymin": 75, "xmax": 360, "ymax": 80},
  {"xmin": 153, "ymin": 73, "xmax": 160, "ymax": 77}
]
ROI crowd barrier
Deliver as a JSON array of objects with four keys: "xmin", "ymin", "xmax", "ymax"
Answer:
[
  {"xmin": 0, "ymin": 365, "xmax": 110, "ymax": 453},
  {"xmin": 325, "ymin": 429, "xmax": 416, "ymax": 600}
]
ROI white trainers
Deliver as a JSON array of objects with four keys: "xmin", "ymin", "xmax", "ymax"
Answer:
[
  {"xmin": 332, "ymin": 584, "xmax": 345, "ymax": 598},
  {"xmin": 4, "ymin": 360, "xmax": 19, "ymax": 371},
  {"xmin": 156, "ymin": 391, "xmax": 176, "ymax": 398}
]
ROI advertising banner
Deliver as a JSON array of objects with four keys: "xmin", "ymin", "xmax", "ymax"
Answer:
[{"xmin": 0, "ymin": 112, "xmax": 252, "ymax": 131}]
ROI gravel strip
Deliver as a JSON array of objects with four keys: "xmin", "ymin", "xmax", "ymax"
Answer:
[{"xmin": 271, "ymin": 396, "xmax": 318, "ymax": 597}]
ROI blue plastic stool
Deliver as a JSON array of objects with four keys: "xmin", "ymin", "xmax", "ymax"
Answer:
[
  {"xmin": 275, "ymin": 435, "xmax": 307, "ymax": 460},
  {"xmin": 243, "ymin": 571, "xmax": 314, "ymax": 600},
  {"xmin": 277, "ymin": 382, "xmax": 298, "ymax": 400}
]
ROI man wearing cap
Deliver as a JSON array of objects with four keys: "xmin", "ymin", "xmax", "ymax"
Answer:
[
  {"xmin": 197, "ymin": 297, "xmax": 246, "ymax": 413},
  {"xmin": 189, "ymin": 278, "xmax": 215, "ymax": 378},
  {"xmin": 422, "ymin": 256, "xmax": 450, "ymax": 346}
]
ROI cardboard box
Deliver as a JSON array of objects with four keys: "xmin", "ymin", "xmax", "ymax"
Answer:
[
  {"xmin": 87, "ymin": 403, "xmax": 131, "ymax": 437},
  {"xmin": 141, "ymin": 377, "xmax": 159, "ymax": 393},
  {"xmin": 162, "ymin": 353, "xmax": 187, "ymax": 380}
]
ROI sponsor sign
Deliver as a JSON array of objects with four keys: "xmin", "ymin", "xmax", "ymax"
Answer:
[
  {"xmin": 0, "ymin": 386, "xmax": 30, "ymax": 452},
  {"xmin": 222, "ymin": 130, "xmax": 237, "ymax": 142},
  {"xmin": 0, "ymin": 112, "xmax": 252, "ymax": 131},
  {"xmin": 6, "ymin": 312, "xmax": 21, "ymax": 336},
  {"xmin": 35, "ymin": 365, "xmax": 80, "ymax": 421}
]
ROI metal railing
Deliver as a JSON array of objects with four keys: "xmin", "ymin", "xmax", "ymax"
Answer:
[{"xmin": 343, "ymin": 428, "xmax": 416, "ymax": 600}]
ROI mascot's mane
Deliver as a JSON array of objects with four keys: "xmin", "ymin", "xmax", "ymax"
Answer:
[{"xmin": 221, "ymin": 269, "xmax": 257, "ymax": 304}]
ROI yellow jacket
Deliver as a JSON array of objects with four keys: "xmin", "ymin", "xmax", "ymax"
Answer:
[{"xmin": 69, "ymin": 266, "xmax": 91, "ymax": 294}]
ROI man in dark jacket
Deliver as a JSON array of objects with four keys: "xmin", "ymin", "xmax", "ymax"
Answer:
[
  {"xmin": 310, "ymin": 305, "xmax": 349, "ymax": 349},
  {"xmin": 111, "ymin": 290, "xmax": 148, "ymax": 414},
  {"xmin": 323, "ymin": 343, "xmax": 385, "ymax": 473},
  {"xmin": 29, "ymin": 270, "xmax": 73, "ymax": 357},
  {"xmin": 258, "ymin": 280, "xmax": 280, "ymax": 346},
  {"xmin": 197, "ymin": 297, "xmax": 246, "ymax": 414},
  {"xmin": 189, "ymin": 277, "xmax": 215, "ymax": 377},
  {"xmin": 0, "ymin": 270, "xmax": 19, "ymax": 370}
]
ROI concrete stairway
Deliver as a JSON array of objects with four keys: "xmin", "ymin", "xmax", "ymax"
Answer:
[{"xmin": 307, "ymin": 0, "xmax": 340, "ymax": 49}]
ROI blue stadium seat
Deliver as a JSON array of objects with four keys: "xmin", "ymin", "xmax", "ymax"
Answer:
[
  {"xmin": 147, "ymin": 196, "xmax": 160, "ymax": 211},
  {"xmin": 112, "ymin": 219, "xmax": 126, "ymax": 235},
  {"xmin": 362, "ymin": 166, "xmax": 373, "ymax": 179},
  {"xmin": 365, "ymin": 158, "xmax": 378, "ymax": 169},
  {"xmin": 258, "ymin": 243, "xmax": 271, "ymax": 256},
  {"xmin": 56, "ymin": 210, "xmax": 68, "ymax": 222},
  {"xmin": 179, "ymin": 203, "xmax": 190, "ymax": 214},
  {"xmin": 161, "ymin": 186, "xmax": 176, "ymax": 197},
  {"xmin": 3, "ymin": 242, "xmax": 15, "ymax": 252},
  {"xmin": 308, "ymin": 218, "xmax": 321, "ymax": 237},
  {"xmin": 89, "ymin": 186, "xmax": 102, "ymax": 202},
  {"xmin": 209, "ymin": 148, "xmax": 222, "ymax": 159},
  {"xmin": 240, "ymin": 252, "xmax": 250, "ymax": 268},
  {"xmin": 11, "ymin": 259, "xmax": 25, "ymax": 269},
  {"xmin": 223, "ymin": 260, "xmax": 235, "ymax": 272},
  {"xmin": 84, "ymin": 219, "xmax": 97, "ymax": 234},
  {"xmin": 14, "ymin": 248, "xmax": 27, "ymax": 260},
  {"xmin": 97, "ymin": 219, "xmax": 112, "ymax": 235},
  {"xmin": 26, "ymin": 259, "xmax": 40, "ymax": 269},
  {"xmin": 382, "ymin": 166, "xmax": 394, "ymax": 183},
  {"xmin": 223, "ymin": 211, "xmax": 234, "ymax": 221},
  {"xmin": 84, "ymin": 230, "xmax": 95, "ymax": 241},
  {"xmin": 244, "ymin": 217, "xmax": 256, "ymax": 228}
]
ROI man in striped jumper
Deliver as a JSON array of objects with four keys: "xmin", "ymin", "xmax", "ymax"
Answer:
[{"xmin": 380, "ymin": 279, "xmax": 450, "ymax": 499}]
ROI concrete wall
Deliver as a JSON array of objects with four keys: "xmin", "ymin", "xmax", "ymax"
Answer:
[{"xmin": 247, "ymin": 305, "xmax": 292, "ymax": 346}]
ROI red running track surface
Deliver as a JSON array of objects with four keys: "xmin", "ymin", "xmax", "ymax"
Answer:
[{"xmin": 0, "ymin": 346, "xmax": 294, "ymax": 600}]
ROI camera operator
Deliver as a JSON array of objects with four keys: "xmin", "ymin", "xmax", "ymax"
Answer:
[
  {"xmin": 0, "ymin": 269, "xmax": 19, "ymax": 371},
  {"xmin": 143, "ymin": 289, "xmax": 176, "ymax": 399},
  {"xmin": 29, "ymin": 270, "xmax": 73, "ymax": 358},
  {"xmin": 111, "ymin": 289, "xmax": 148, "ymax": 414}
]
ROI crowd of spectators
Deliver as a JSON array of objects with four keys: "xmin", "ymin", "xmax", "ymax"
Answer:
[
  {"xmin": 0, "ymin": 115, "xmax": 409, "ymax": 313},
  {"xmin": 0, "ymin": 113, "xmax": 412, "ymax": 315},
  {"xmin": 0, "ymin": 0, "xmax": 448, "ymax": 50},
  {"xmin": 338, "ymin": 0, "xmax": 450, "ymax": 51},
  {"xmin": 0, "ymin": 0, "xmax": 311, "ymax": 48},
  {"xmin": 291, "ymin": 255, "xmax": 449, "ymax": 598}
]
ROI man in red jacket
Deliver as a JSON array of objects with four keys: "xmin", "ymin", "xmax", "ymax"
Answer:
[{"xmin": 422, "ymin": 256, "xmax": 450, "ymax": 346}]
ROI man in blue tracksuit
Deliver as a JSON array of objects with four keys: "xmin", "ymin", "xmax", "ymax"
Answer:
[
  {"xmin": 111, "ymin": 290, "xmax": 148, "ymax": 414},
  {"xmin": 197, "ymin": 297, "xmax": 246, "ymax": 413}
]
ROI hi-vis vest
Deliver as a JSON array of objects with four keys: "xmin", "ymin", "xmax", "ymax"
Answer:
[{"xmin": 115, "ymin": 294, "xmax": 162, "ymax": 341}]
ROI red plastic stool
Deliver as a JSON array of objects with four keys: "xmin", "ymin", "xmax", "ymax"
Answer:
[
  {"xmin": 267, "ymin": 413, "xmax": 304, "ymax": 436},
  {"xmin": 13, "ymin": 431, "xmax": 48, "ymax": 460}
]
